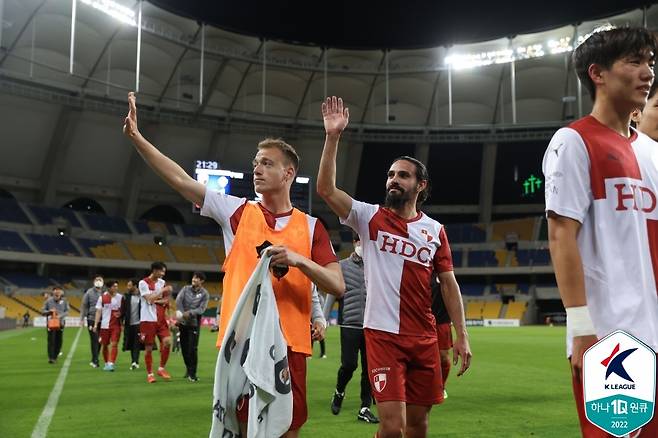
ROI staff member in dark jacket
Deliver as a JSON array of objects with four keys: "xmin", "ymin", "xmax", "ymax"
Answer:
[
  {"xmin": 175, "ymin": 272, "xmax": 209, "ymax": 382},
  {"xmin": 323, "ymin": 234, "xmax": 379, "ymax": 424},
  {"xmin": 80, "ymin": 275, "xmax": 104, "ymax": 368},
  {"xmin": 41, "ymin": 286, "xmax": 69, "ymax": 364},
  {"xmin": 121, "ymin": 279, "xmax": 143, "ymax": 370}
]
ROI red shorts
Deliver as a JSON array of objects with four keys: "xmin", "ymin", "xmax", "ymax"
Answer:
[
  {"xmin": 435, "ymin": 322, "xmax": 453, "ymax": 351},
  {"xmin": 99, "ymin": 326, "xmax": 121, "ymax": 345},
  {"xmin": 139, "ymin": 320, "xmax": 169, "ymax": 345},
  {"xmin": 236, "ymin": 347, "xmax": 308, "ymax": 431},
  {"xmin": 365, "ymin": 328, "xmax": 443, "ymax": 406},
  {"xmin": 571, "ymin": 362, "xmax": 658, "ymax": 437}
]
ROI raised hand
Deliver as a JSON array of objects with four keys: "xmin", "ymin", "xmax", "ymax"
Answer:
[
  {"xmin": 322, "ymin": 96, "xmax": 349, "ymax": 135},
  {"xmin": 123, "ymin": 92, "xmax": 139, "ymax": 138}
]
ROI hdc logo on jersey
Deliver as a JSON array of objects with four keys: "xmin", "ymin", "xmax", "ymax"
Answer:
[
  {"xmin": 378, "ymin": 233, "xmax": 435, "ymax": 265},
  {"xmin": 614, "ymin": 183, "xmax": 657, "ymax": 213},
  {"xmin": 373, "ymin": 373, "xmax": 387, "ymax": 393},
  {"xmin": 583, "ymin": 331, "xmax": 656, "ymax": 437}
]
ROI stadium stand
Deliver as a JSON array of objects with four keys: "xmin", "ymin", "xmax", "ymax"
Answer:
[
  {"xmin": 82, "ymin": 213, "xmax": 132, "ymax": 234},
  {"xmin": 459, "ymin": 283, "xmax": 486, "ymax": 296},
  {"xmin": 180, "ymin": 223, "xmax": 220, "ymax": 239},
  {"xmin": 481, "ymin": 301, "xmax": 502, "ymax": 319},
  {"xmin": 0, "ymin": 230, "xmax": 32, "ymax": 252},
  {"xmin": 27, "ymin": 234, "xmax": 80, "ymax": 256},
  {"xmin": 0, "ymin": 272, "xmax": 51, "ymax": 289},
  {"xmin": 0, "ymin": 199, "xmax": 32, "ymax": 224},
  {"xmin": 124, "ymin": 241, "xmax": 172, "ymax": 262},
  {"xmin": 467, "ymin": 250, "xmax": 498, "ymax": 267},
  {"xmin": 29, "ymin": 205, "xmax": 82, "ymax": 227},
  {"xmin": 515, "ymin": 249, "xmax": 551, "ymax": 266},
  {"xmin": 0, "ymin": 294, "xmax": 37, "ymax": 318},
  {"xmin": 77, "ymin": 238, "xmax": 130, "ymax": 259},
  {"xmin": 491, "ymin": 217, "xmax": 536, "ymax": 241},
  {"xmin": 505, "ymin": 301, "xmax": 528, "ymax": 319},
  {"xmin": 133, "ymin": 220, "xmax": 177, "ymax": 235},
  {"xmin": 465, "ymin": 300, "xmax": 485, "ymax": 319},
  {"xmin": 170, "ymin": 245, "xmax": 214, "ymax": 264},
  {"xmin": 451, "ymin": 250, "xmax": 463, "ymax": 268},
  {"xmin": 445, "ymin": 223, "xmax": 486, "ymax": 243}
]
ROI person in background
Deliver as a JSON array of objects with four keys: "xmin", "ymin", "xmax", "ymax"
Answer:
[
  {"xmin": 41, "ymin": 286, "xmax": 69, "ymax": 364},
  {"xmin": 121, "ymin": 279, "xmax": 142, "ymax": 370},
  {"xmin": 632, "ymin": 81, "xmax": 658, "ymax": 140},
  {"xmin": 176, "ymin": 272, "xmax": 210, "ymax": 382},
  {"xmin": 22, "ymin": 311, "xmax": 30, "ymax": 328},
  {"xmin": 80, "ymin": 275, "xmax": 104, "ymax": 368},
  {"xmin": 92, "ymin": 280, "xmax": 123, "ymax": 372}
]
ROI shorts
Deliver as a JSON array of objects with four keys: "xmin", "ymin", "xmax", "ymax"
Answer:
[
  {"xmin": 236, "ymin": 347, "xmax": 308, "ymax": 430},
  {"xmin": 99, "ymin": 326, "xmax": 121, "ymax": 345},
  {"xmin": 436, "ymin": 322, "xmax": 453, "ymax": 351},
  {"xmin": 139, "ymin": 320, "xmax": 169, "ymax": 345},
  {"xmin": 365, "ymin": 328, "xmax": 443, "ymax": 406}
]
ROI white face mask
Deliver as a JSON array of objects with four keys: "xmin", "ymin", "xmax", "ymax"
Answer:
[
  {"xmin": 354, "ymin": 246, "xmax": 363, "ymax": 258},
  {"xmin": 94, "ymin": 280, "xmax": 103, "ymax": 289}
]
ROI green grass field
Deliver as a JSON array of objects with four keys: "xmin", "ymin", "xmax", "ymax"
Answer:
[{"xmin": 0, "ymin": 325, "xmax": 579, "ymax": 437}]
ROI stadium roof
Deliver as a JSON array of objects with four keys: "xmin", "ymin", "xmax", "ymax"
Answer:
[{"xmin": 148, "ymin": 0, "xmax": 653, "ymax": 50}]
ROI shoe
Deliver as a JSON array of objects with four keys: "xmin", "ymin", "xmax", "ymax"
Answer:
[
  {"xmin": 103, "ymin": 363, "xmax": 113, "ymax": 371},
  {"xmin": 331, "ymin": 390, "xmax": 344, "ymax": 415},
  {"xmin": 147, "ymin": 374, "xmax": 156, "ymax": 383},
  {"xmin": 443, "ymin": 389, "xmax": 448, "ymax": 400},
  {"xmin": 58, "ymin": 352, "xmax": 63, "ymax": 357},
  {"xmin": 89, "ymin": 362, "xmax": 99, "ymax": 368},
  {"xmin": 358, "ymin": 407, "xmax": 380, "ymax": 424},
  {"xmin": 188, "ymin": 376, "xmax": 199, "ymax": 382},
  {"xmin": 320, "ymin": 354, "xmax": 327, "ymax": 359},
  {"xmin": 183, "ymin": 373, "xmax": 189, "ymax": 379},
  {"xmin": 130, "ymin": 362, "xmax": 139, "ymax": 370},
  {"xmin": 48, "ymin": 359, "xmax": 55, "ymax": 364},
  {"xmin": 157, "ymin": 368, "xmax": 171, "ymax": 380}
]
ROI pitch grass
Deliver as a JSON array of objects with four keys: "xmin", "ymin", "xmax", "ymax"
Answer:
[{"xmin": 0, "ymin": 326, "xmax": 579, "ymax": 437}]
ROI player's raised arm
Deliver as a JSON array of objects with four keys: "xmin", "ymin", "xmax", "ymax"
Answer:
[
  {"xmin": 317, "ymin": 96, "xmax": 353, "ymax": 220},
  {"xmin": 123, "ymin": 92, "xmax": 206, "ymax": 206}
]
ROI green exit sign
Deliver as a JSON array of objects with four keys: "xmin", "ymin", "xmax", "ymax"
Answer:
[{"xmin": 522, "ymin": 174, "xmax": 542, "ymax": 197}]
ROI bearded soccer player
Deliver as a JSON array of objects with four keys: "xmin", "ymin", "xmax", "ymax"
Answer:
[
  {"xmin": 123, "ymin": 93, "xmax": 344, "ymax": 436},
  {"xmin": 317, "ymin": 96, "xmax": 472, "ymax": 438},
  {"xmin": 138, "ymin": 261, "xmax": 173, "ymax": 383},
  {"xmin": 543, "ymin": 27, "xmax": 658, "ymax": 437},
  {"xmin": 92, "ymin": 280, "xmax": 123, "ymax": 372}
]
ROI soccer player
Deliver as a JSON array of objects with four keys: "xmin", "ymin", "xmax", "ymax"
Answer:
[
  {"xmin": 317, "ymin": 96, "xmax": 472, "ymax": 438},
  {"xmin": 80, "ymin": 275, "xmax": 104, "ymax": 368},
  {"xmin": 138, "ymin": 261, "xmax": 173, "ymax": 383},
  {"xmin": 92, "ymin": 280, "xmax": 123, "ymax": 372},
  {"xmin": 175, "ymin": 271, "xmax": 209, "ymax": 382},
  {"xmin": 325, "ymin": 233, "xmax": 379, "ymax": 423},
  {"xmin": 543, "ymin": 27, "xmax": 658, "ymax": 437},
  {"xmin": 123, "ymin": 92, "xmax": 344, "ymax": 436},
  {"xmin": 430, "ymin": 276, "xmax": 452, "ymax": 400}
]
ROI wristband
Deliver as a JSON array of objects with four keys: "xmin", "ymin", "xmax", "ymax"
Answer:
[{"xmin": 566, "ymin": 305, "xmax": 596, "ymax": 337}]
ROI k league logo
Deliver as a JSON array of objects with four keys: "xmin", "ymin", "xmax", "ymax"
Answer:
[{"xmin": 583, "ymin": 330, "xmax": 656, "ymax": 437}]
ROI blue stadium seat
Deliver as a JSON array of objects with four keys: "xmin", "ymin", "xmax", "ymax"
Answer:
[
  {"xmin": 0, "ymin": 230, "xmax": 32, "ymax": 252},
  {"xmin": 446, "ymin": 223, "xmax": 486, "ymax": 244},
  {"xmin": 460, "ymin": 284, "xmax": 485, "ymax": 296},
  {"xmin": 82, "ymin": 213, "xmax": 131, "ymax": 234},
  {"xmin": 451, "ymin": 250, "xmax": 463, "ymax": 268},
  {"xmin": 0, "ymin": 272, "xmax": 51, "ymax": 288},
  {"xmin": 29, "ymin": 205, "xmax": 81, "ymax": 227},
  {"xmin": 467, "ymin": 250, "xmax": 498, "ymax": 267},
  {"xmin": 28, "ymin": 234, "xmax": 80, "ymax": 256},
  {"xmin": 0, "ymin": 199, "xmax": 31, "ymax": 224},
  {"xmin": 516, "ymin": 249, "xmax": 551, "ymax": 266},
  {"xmin": 76, "ymin": 238, "xmax": 114, "ymax": 257},
  {"xmin": 180, "ymin": 223, "xmax": 219, "ymax": 237},
  {"xmin": 133, "ymin": 221, "xmax": 151, "ymax": 234}
]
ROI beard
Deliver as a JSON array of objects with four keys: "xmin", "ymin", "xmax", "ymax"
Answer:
[{"xmin": 384, "ymin": 186, "xmax": 412, "ymax": 209}]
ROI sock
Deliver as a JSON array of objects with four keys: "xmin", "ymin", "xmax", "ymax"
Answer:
[
  {"xmin": 441, "ymin": 360, "xmax": 451, "ymax": 388},
  {"xmin": 145, "ymin": 350, "xmax": 153, "ymax": 374},
  {"xmin": 160, "ymin": 345, "xmax": 170, "ymax": 368},
  {"xmin": 110, "ymin": 345, "xmax": 118, "ymax": 363},
  {"xmin": 102, "ymin": 345, "xmax": 109, "ymax": 363}
]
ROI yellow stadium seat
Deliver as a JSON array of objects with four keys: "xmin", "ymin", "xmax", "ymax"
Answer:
[
  {"xmin": 465, "ymin": 300, "xmax": 485, "ymax": 319},
  {"xmin": 505, "ymin": 301, "xmax": 528, "ymax": 319},
  {"xmin": 170, "ymin": 245, "xmax": 214, "ymax": 264},
  {"xmin": 491, "ymin": 218, "xmax": 536, "ymax": 241},
  {"xmin": 0, "ymin": 294, "xmax": 39, "ymax": 319},
  {"xmin": 124, "ymin": 242, "xmax": 172, "ymax": 262},
  {"xmin": 481, "ymin": 301, "xmax": 502, "ymax": 319}
]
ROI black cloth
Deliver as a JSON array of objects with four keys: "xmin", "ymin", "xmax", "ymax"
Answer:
[
  {"xmin": 124, "ymin": 324, "xmax": 141, "ymax": 363},
  {"xmin": 85, "ymin": 319, "xmax": 100, "ymax": 365},
  {"xmin": 336, "ymin": 327, "xmax": 372, "ymax": 408},
  {"xmin": 47, "ymin": 328, "xmax": 63, "ymax": 361},
  {"xmin": 431, "ymin": 280, "xmax": 451, "ymax": 324},
  {"xmin": 180, "ymin": 325, "xmax": 200, "ymax": 378}
]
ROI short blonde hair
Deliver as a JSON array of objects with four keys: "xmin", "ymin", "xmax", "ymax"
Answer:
[{"xmin": 257, "ymin": 138, "xmax": 300, "ymax": 173}]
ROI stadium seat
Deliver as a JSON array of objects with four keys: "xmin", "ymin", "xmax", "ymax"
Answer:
[
  {"xmin": 460, "ymin": 284, "xmax": 485, "ymax": 296},
  {"xmin": 170, "ymin": 245, "xmax": 214, "ymax": 264},
  {"xmin": 0, "ymin": 272, "xmax": 51, "ymax": 289},
  {"xmin": 180, "ymin": 223, "xmax": 220, "ymax": 239},
  {"xmin": 77, "ymin": 239, "xmax": 130, "ymax": 259},
  {"xmin": 82, "ymin": 213, "xmax": 131, "ymax": 234},
  {"xmin": 29, "ymin": 205, "xmax": 82, "ymax": 227},
  {"xmin": 505, "ymin": 301, "xmax": 528, "ymax": 319},
  {"xmin": 445, "ymin": 223, "xmax": 486, "ymax": 243},
  {"xmin": 27, "ymin": 234, "xmax": 81, "ymax": 256},
  {"xmin": 0, "ymin": 230, "xmax": 32, "ymax": 253},
  {"xmin": 491, "ymin": 217, "xmax": 537, "ymax": 241},
  {"xmin": 465, "ymin": 300, "xmax": 485, "ymax": 319},
  {"xmin": 516, "ymin": 249, "xmax": 551, "ymax": 266},
  {"xmin": 451, "ymin": 250, "xmax": 463, "ymax": 268},
  {"xmin": 0, "ymin": 199, "xmax": 32, "ymax": 224},
  {"xmin": 481, "ymin": 301, "xmax": 502, "ymax": 319},
  {"xmin": 467, "ymin": 250, "xmax": 498, "ymax": 267},
  {"xmin": 0, "ymin": 294, "xmax": 38, "ymax": 319},
  {"xmin": 124, "ymin": 241, "xmax": 172, "ymax": 262}
]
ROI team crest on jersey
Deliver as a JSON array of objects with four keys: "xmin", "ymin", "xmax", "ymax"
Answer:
[
  {"xmin": 421, "ymin": 229, "xmax": 433, "ymax": 242},
  {"xmin": 373, "ymin": 373, "xmax": 387, "ymax": 393}
]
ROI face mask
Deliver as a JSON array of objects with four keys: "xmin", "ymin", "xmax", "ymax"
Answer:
[
  {"xmin": 94, "ymin": 280, "xmax": 103, "ymax": 288},
  {"xmin": 354, "ymin": 246, "xmax": 363, "ymax": 258}
]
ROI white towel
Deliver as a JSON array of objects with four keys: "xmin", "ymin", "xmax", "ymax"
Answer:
[{"xmin": 210, "ymin": 253, "xmax": 293, "ymax": 438}]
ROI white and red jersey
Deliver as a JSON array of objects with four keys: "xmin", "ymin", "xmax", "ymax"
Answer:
[
  {"xmin": 139, "ymin": 277, "xmax": 166, "ymax": 322},
  {"xmin": 95, "ymin": 292, "xmax": 123, "ymax": 329},
  {"xmin": 341, "ymin": 200, "xmax": 454, "ymax": 337},
  {"xmin": 201, "ymin": 190, "xmax": 337, "ymax": 267},
  {"xmin": 543, "ymin": 115, "xmax": 658, "ymax": 356}
]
